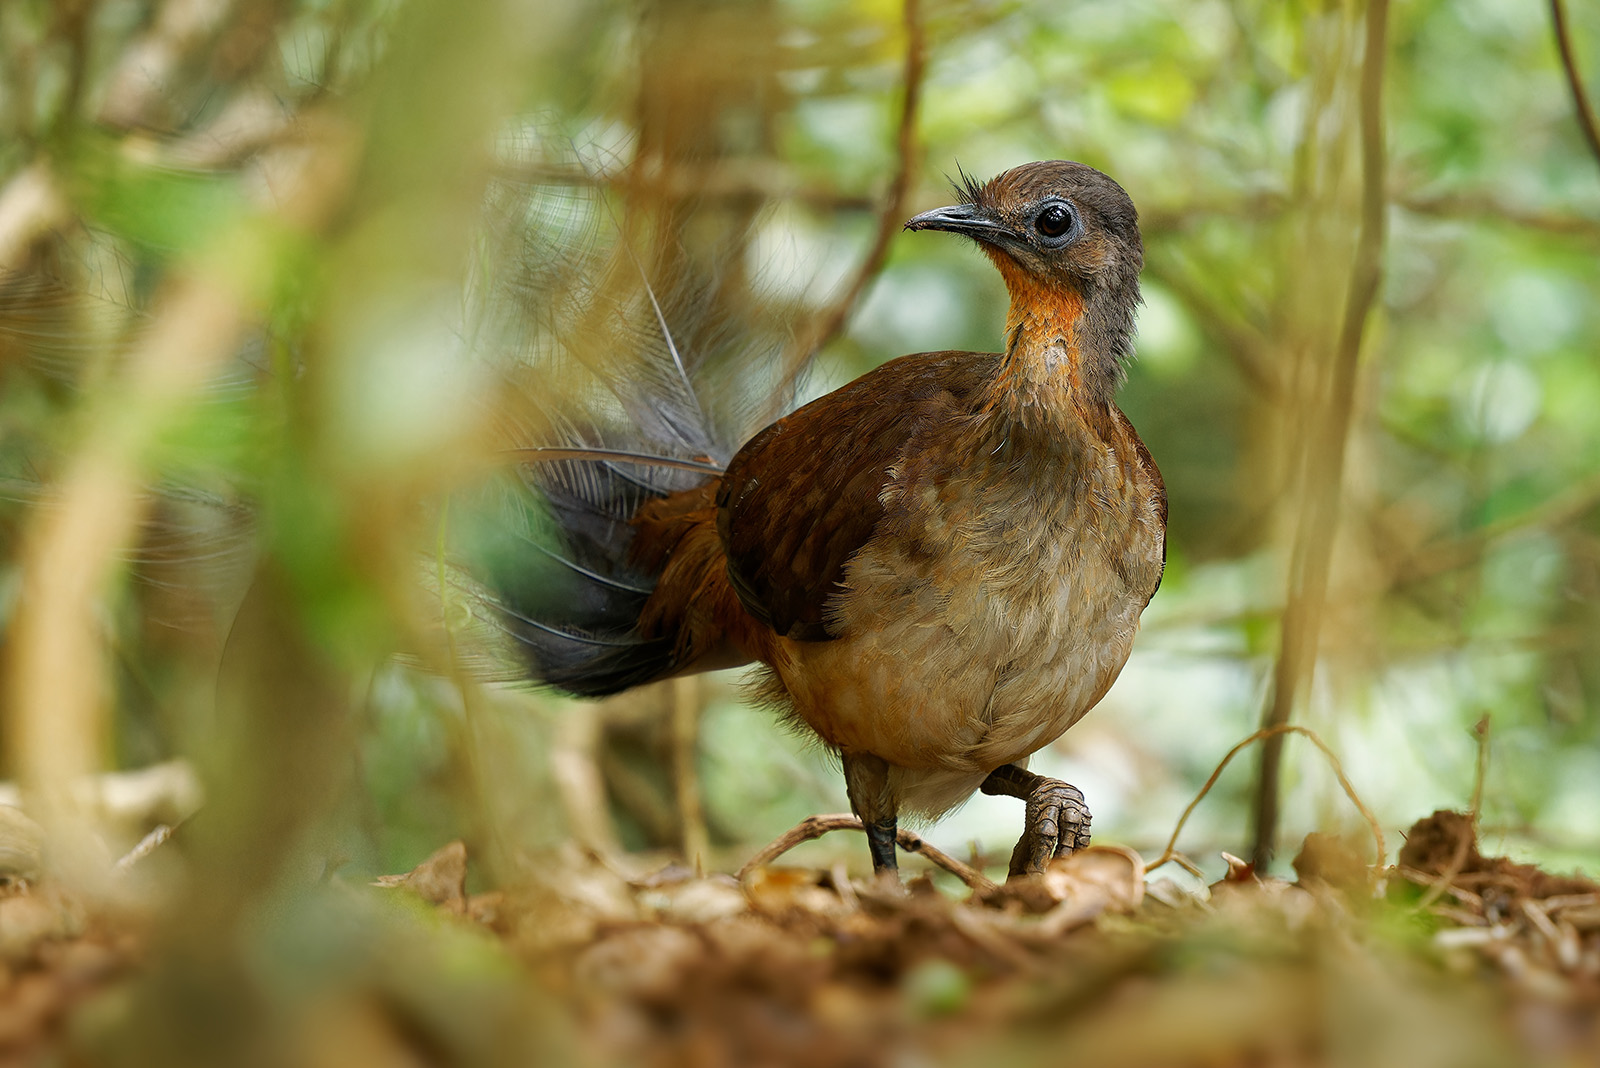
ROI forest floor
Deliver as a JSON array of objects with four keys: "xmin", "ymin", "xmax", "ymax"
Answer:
[{"xmin": 0, "ymin": 808, "xmax": 1596, "ymax": 1067}]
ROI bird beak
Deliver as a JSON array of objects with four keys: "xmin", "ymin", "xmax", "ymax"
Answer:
[{"xmin": 903, "ymin": 203, "xmax": 1012, "ymax": 243}]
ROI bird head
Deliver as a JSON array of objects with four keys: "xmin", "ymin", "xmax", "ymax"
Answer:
[
  {"xmin": 905, "ymin": 160, "xmax": 1141, "ymax": 300},
  {"xmin": 905, "ymin": 160, "xmax": 1144, "ymax": 400}
]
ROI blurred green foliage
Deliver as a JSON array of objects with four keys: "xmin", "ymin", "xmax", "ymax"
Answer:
[{"xmin": 0, "ymin": 0, "xmax": 1596, "ymax": 952}]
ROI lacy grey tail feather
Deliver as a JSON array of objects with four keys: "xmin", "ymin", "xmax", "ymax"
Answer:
[
  {"xmin": 459, "ymin": 133, "xmax": 802, "ymax": 695},
  {"xmin": 0, "ymin": 258, "xmax": 262, "ymax": 637}
]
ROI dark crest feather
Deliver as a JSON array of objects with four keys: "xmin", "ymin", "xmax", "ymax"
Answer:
[{"xmin": 948, "ymin": 161, "xmax": 988, "ymax": 207}]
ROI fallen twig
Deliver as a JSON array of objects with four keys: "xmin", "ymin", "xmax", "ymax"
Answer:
[
  {"xmin": 738, "ymin": 813, "xmax": 998, "ymax": 894},
  {"xmin": 947, "ymin": 907, "xmax": 1043, "ymax": 970},
  {"xmin": 113, "ymin": 824, "xmax": 173, "ymax": 875},
  {"xmin": 1399, "ymin": 866, "xmax": 1484, "ymax": 909},
  {"xmin": 1413, "ymin": 829, "xmax": 1474, "ymax": 912}
]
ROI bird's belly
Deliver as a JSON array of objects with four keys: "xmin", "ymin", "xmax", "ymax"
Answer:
[{"xmin": 774, "ymin": 487, "xmax": 1157, "ymax": 773}]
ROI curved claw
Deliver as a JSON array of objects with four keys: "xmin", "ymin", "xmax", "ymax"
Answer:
[
  {"xmin": 981, "ymin": 764, "xmax": 1092, "ymax": 879},
  {"xmin": 1012, "ymin": 778, "xmax": 1091, "ymax": 876}
]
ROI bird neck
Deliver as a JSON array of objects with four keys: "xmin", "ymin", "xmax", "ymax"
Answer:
[{"xmin": 981, "ymin": 256, "xmax": 1135, "ymax": 428}]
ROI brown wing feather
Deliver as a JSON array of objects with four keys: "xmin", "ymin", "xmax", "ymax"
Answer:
[
  {"xmin": 716, "ymin": 350, "xmax": 996, "ymax": 640},
  {"xmin": 1112, "ymin": 403, "xmax": 1168, "ymax": 604}
]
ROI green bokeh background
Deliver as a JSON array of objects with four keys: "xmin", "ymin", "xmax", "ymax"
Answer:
[{"xmin": 1, "ymin": 0, "xmax": 1597, "ymax": 898}]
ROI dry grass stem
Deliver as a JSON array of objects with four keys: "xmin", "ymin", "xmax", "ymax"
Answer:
[
  {"xmin": 1413, "ymin": 831, "xmax": 1474, "ymax": 912},
  {"xmin": 1469, "ymin": 714, "xmax": 1490, "ymax": 824},
  {"xmin": 113, "ymin": 825, "xmax": 174, "ymax": 875},
  {"xmin": 1148, "ymin": 724, "xmax": 1386, "ymax": 876}
]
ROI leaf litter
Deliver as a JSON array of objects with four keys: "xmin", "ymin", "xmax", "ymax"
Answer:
[
  {"xmin": 382, "ymin": 810, "xmax": 1593, "ymax": 1068},
  {"xmin": 0, "ymin": 803, "xmax": 1594, "ymax": 1065}
]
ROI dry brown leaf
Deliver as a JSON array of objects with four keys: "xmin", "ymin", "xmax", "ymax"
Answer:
[
  {"xmin": 1036, "ymin": 845, "xmax": 1146, "ymax": 936},
  {"xmin": 0, "ymin": 808, "xmax": 43, "ymax": 884},
  {"xmin": 372, "ymin": 840, "xmax": 467, "ymax": 913},
  {"xmin": 574, "ymin": 925, "xmax": 703, "ymax": 1002},
  {"xmin": 1293, "ymin": 831, "xmax": 1372, "ymax": 893},
  {"xmin": 0, "ymin": 889, "xmax": 82, "ymax": 964},
  {"xmin": 641, "ymin": 876, "xmax": 747, "ymax": 924},
  {"xmin": 743, "ymin": 867, "xmax": 851, "ymax": 917}
]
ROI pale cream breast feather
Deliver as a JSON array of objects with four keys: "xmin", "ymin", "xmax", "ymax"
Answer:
[{"xmin": 770, "ymin": 409, "xmax": 1164, "ymax": 816}]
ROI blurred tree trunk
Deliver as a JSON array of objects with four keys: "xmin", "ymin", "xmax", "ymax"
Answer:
[
  {"xmin": 1252, "ymin": 0, "xmax": 1390, "ymax": 867},
  {"xmin": 587, "ymin": 0, "xmax": 786, "ymax": 859}
]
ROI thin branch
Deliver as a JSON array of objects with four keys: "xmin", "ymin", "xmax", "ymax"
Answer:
[
  {"xmin": 1137, "ymin": 186, "xmax": 1600, "ymax": 242},
  {"xmin": 775, "ymin": 0, "xmax": 925, "ymax": 389},
  {"xmin": 1146, "ymin": 724, "xmax": 1386, "ymax": 877},
  {"xmin": 1137, "ymin": 190, "xmax": 1290, "ymax": 234},
  {"xmin": 48, "ymin": 2, "xmax": 93, "ymax": 139},
  {"xmin": 1143, "ymin": 258, "xmax": 1279, "ymax": 394},
  {"xmin": 737, "ymin": 813, "xmax": 999, "ymax": 895},
  {"xmin": 494, "ymin": 158, "xmax": 877, "ymax": 213},
  {"xmin": 1252, "ymin": 0, "xmax": 1390, "ymax": 868},
  {"xmin": 1550, "ymin": 0, "xmax": 1600, "ymax": 172},
  {"xmin": 433, "ymin": 500, "xmax": 509, "ymax": 878},
  {"xmin": 670, "ymin": 675, "xmax": 709, "ymax": 869},
  {"xmin": 495, "ymin": 165, "xmax": 1600, "ymax": 244},
  {"xmin": 1397, "ymin": 468, "xmax": 1600, "ymax": 584},
  {"xmin": 1398, "ymin": 190, "xmax": 1600, "ymax": 241}
]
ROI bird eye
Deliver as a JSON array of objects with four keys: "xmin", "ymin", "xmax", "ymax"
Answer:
[{"xmin": 1035, "ymin": 203, "xmax": 1074, "ymax": 240}]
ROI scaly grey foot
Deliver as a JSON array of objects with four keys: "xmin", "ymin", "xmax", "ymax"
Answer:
[
  {"xmin": 864, "ymin": 816, "xmax": 898, "ymax": 874},
  {"xmin": 843, "ymin": 752, "xmax": 900, "ymax": 876},
  {"xmin": 980, "ymin": 763, "xmax": 1092, "ymax": 878}
]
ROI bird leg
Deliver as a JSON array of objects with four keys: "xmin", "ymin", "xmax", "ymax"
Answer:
[
  {"xmin": 980, "ymin": 763, "xmax": 1091, "ymax": 878},
  {"xmin": 842, "ymin": 752, "xmax": 898, "ymax": 876}
]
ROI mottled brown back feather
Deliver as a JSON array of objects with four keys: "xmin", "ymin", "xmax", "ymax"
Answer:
[{"xmin": 715, "ymin": 350, "xmax": 998, "ymax": 641}]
